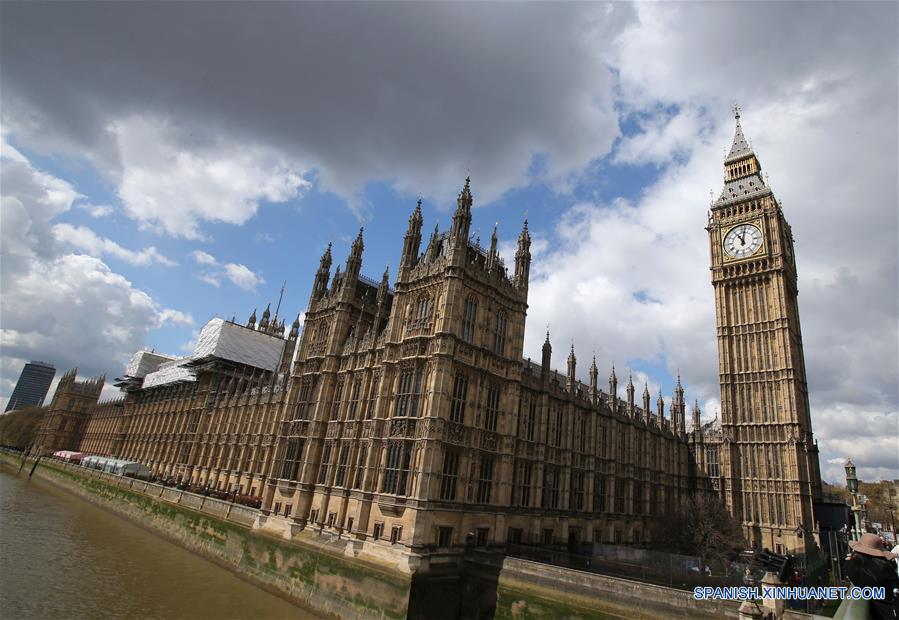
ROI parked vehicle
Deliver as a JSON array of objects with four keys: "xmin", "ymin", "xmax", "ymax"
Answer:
[
  {"xmin": 80, "ymin": 455, "xmax": 153, "ymax": 479},
  {"xmin": 53, "ymin": 450, "xmax": 86, "ymax": 463}
]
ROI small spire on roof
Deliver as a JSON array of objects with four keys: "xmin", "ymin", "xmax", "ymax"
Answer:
[{"xmin": 725, "ymin": 105, "xmax": 754, "ymax": 163}]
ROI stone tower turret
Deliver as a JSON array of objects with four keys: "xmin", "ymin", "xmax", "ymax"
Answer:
[
  {"xmin": 401, "ymin": 198, "xmax": 423, "ymax": 274},
  {"xmin": 642, "ymin": 382, "xmax": 651, "ymax": 425},
  {"xmin": 310, "ymin": 243, "xmax": 332, "ymax": 306},
  {"xmin": 673, "ymin": 373, "xmax": 685, "ymax": 436},
  {"xmin": 656, "ymin": 389, "xmax": 665, "ymax": 430},
  {"xmin": 567, "ymin": 343, "xmax": 576, "ymax": 394},
  {"xmin": 514, "ymin": 219, "xmax": 531, "ymax": 291},
  {"xmin": 343, "ymin": 228, "xmax": 365, "ymax": 289},
  {"xmin": 541, "ymin": 330, "xmax": 552, "ymax": 380},
  {"xmin": 609, "ymin": 364, "xmax": 618, "ymax": 414},
  {"xmin": 449, "ymin": 176, "xmax": 473, "ymax": 252},
  {"xmin": 259, "ymin": 303, "xmax": 271, "ymax": 331}
]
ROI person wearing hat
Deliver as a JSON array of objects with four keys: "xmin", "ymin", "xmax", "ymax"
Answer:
[{"xmin": 844, "ymin": 533, "xmax": 899, "ymax": 619}]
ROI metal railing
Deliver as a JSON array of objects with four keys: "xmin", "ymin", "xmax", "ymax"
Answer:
[{"xmin": 3, "ymin": 449, "xmax": 263, "ymax": 527}]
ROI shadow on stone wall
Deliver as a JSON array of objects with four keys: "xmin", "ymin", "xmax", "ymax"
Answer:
[{"xmin": 407, "ymin": 551, "xmax": 504, "ymax": 620}]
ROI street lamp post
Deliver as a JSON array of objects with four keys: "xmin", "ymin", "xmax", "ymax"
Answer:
[
  {"xmin": 859, "ymin": 495, "xmax": 869, "ymax": 534},
  {"xmin": 844, "ymin": 458, "xmax": 861, "ymax": 542}
]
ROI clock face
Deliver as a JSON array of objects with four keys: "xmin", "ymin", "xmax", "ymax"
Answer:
[{"xmin": 723, "ymin": 223, "xmax": 763, "ymax": 259}]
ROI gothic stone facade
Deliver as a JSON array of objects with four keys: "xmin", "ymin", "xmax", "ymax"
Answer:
[
  {"xmin": 74, "ymin": 312, "xmax": 299, "ymax": 497},
  {"xmin": 37, "ymin": 113, "xmax": 824, "ymax": 567},
  {"xmin": 264, "ymin": 184, "xmax": 692, "ymax": 570},
  {"xmin": 35, "ymin": 368, "xmax": 105, "ymax": 453}
]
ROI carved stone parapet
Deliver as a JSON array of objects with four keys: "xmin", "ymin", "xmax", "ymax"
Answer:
[
  {"xmin": 480, "ymin": 431, "xmax": 498, "ymax": 451},
  {"xmin": 446, "ymin": 421, "xmax": 465, "ymax": 445},
  {"xmin": 389, "ymin": 418, "xmax": 416, "ymax": 438},
  {"xmin": 415, "ymin": 418, "xmax": 437, "ymax": 439},
  {"xmin": 373, "ymin": 419, "xmax": 385, "ymax": 436}
]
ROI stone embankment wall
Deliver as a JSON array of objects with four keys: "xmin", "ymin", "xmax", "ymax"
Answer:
[
  {"xmin": 0, "ymin": 452, "xmax": 409, "ymax": 620},
  {"xmin": 494, "ymin": 556, "xmax": 742, "ymax": 619}
]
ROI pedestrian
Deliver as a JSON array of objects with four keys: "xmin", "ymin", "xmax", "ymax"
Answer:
[
  {"xmin": 844, "ymin": 533, "xmax": 899, "ymax": 620},
  {"xmin": 743, "ymin": 567, "xmax": 755, "ymax": 587}
]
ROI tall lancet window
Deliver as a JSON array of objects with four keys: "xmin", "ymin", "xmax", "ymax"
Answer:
[
  {"xmin": 492, "ymin": 311, "xmax": 507, "ymax": 355},
  {"xmin": 461, "ymin": 298, "xmax": 478, "ymax": 343},
  {"xmin": 395, "ymin": 366, "xmax": 424, "ymax": 417}
]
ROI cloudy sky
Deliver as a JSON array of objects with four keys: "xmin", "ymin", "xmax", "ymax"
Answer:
[{"xmin": 1, "ymin": 2, "xmax": 896, "ymax": 483}]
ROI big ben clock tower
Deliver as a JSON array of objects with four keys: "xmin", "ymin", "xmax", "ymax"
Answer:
[{"xmin": 707, "ymin": 107, "xmax": 822, "ymax": 553}]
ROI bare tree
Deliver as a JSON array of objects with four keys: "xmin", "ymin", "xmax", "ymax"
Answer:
[
  {"xmin": 650, "ymin": 493, "xmax": 746, "ymax": 566},
  {"xmin": 0, "ymin": 406, "xmax": 46, "ymax": 449}
]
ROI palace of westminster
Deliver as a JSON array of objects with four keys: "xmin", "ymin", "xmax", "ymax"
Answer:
[{"xmin": 33, "ymin": 111, "xmax": 823, "ymax": 567}]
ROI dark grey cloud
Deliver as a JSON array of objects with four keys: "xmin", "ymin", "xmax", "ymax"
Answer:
[{"xmin": 1, "ymin": 2, "xmax": 631, "ymax": 212}]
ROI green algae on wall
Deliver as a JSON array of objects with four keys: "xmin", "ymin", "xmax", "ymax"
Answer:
[{"xmin": 495, "ymin": 586, "xmax": 618, "ymax": 620}]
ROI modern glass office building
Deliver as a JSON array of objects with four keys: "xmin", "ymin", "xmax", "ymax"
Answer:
[{"xmin": 5, "ymin": 361, "xmax": 56, "ymax": 412}]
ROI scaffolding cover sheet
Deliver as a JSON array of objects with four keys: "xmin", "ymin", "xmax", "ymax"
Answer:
[
  {"xmin": 141, "ymin": 359, "xmax": 195, "ymax": 388},
  {"xmin": 125, "ymin": 350, "xmax": 178, "ymax": 378},
  {"xmin": 191, "ymin": 318, "xmax": 284, "ymax": 371}
]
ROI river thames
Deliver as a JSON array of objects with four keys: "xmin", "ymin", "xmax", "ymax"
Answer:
[{"xmin": 0, "ymin": 465, "xmax": 317, "ymax": 619}]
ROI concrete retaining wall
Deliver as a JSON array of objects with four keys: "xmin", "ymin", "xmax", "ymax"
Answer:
[{"xmin": 495, "ymin": 556, "xmax": 742, "ymax": 618}]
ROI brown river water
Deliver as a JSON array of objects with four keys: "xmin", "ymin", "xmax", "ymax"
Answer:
[{"xmin": 0, "ymin": 464, "xmax": 319, "ymax": 619}]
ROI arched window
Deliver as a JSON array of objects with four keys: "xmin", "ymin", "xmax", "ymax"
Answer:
[
  {"xmin": 330, "ymin": 378, "xmax": 345, "ymax": 420},
  {"xmin": 347, "ymin": 378, "xmax": 362, "ymax": 420},
  {"xmin": 493, "ymin": 311, "xmax": 507, "ymax": 355},
  {"xmin": 381, "ymin": 440, "xmax": 413, "ymax": 495},
  {"xmin": 461, "ymin": 297, "xmax": 477, "ymax": 343},
  {"xmin": 395, "ymin": 366, "xmax": 424, "ymax": 417},
  {"xmin": 416, "ymin": 296, "xmax": 431, "ymax": 320},
  {"xmin": 293, "ymin": 377, "xmax": 318, "ymax": 421},
  {"xmin": 450, "ymin": 373, "xmax": 468, "ymax": 424},
  {"xmin": 484, "ymin": 383, "xmax": 500, "ymax": 432}
]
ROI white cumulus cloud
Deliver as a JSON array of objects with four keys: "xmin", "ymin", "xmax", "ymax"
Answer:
[
  {"xmin": 112, "ymin": 116, "xmax": 310, "ymax": 239},
  {"xmin": 189, "ymin": 249, "xmax": 263, "ymax": 291},
  {"xmin": 223, "ymin": 262, "xmax": 264, "ymax": 291},
  {"xmin": 190, "ymin": 250, "xmax": 218, "ymax": 266},
  {"xmin": 76, "ymin": 202, "xmax": 114, "ymax": 218},
  {"xmin": 0, "ymin": 141, "xmax": 193, "ymax": 409},
  {"xmin": 52, "ymin": 223, "xmax": 176, "ymax": 267}
]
